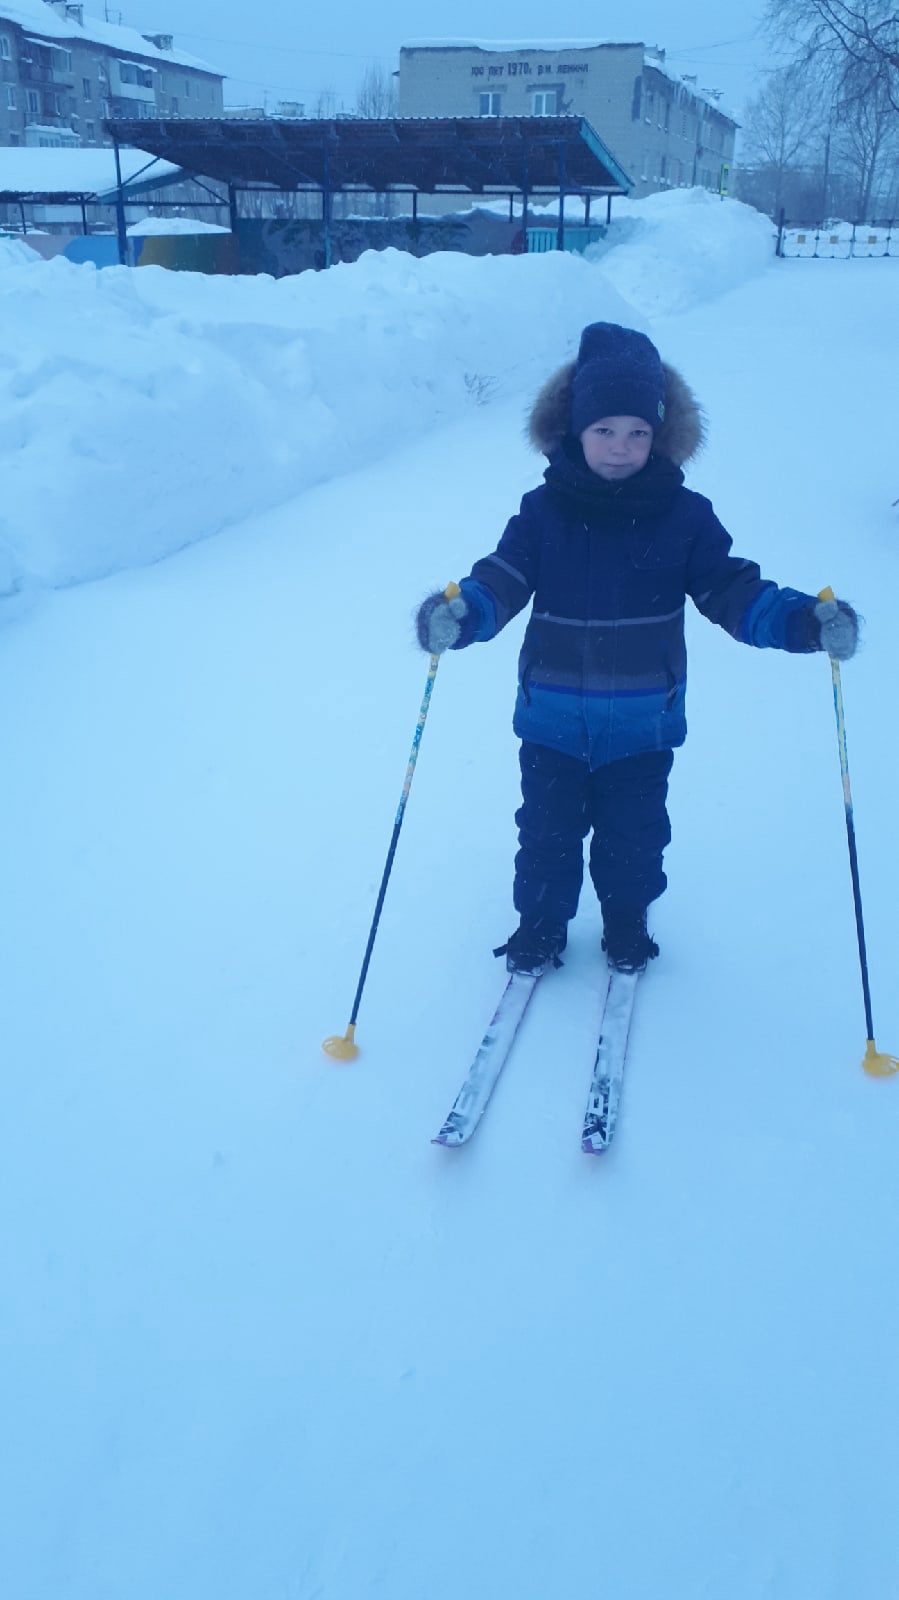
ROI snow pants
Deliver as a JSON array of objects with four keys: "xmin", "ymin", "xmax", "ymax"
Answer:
[{"xmin": 513, "ymin": 742, "xmax": 674, "ymax": 929}]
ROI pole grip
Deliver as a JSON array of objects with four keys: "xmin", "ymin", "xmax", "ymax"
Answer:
[{"xmin": 817, "ymin": 585, "xmax": 835, "ymax": 603}]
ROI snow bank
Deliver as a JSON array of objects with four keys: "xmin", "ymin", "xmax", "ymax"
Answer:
[
  {"xmin": 0, "ymin": 235, "xmax": 41, "ymax": 267},
  {"xmin": 585, "ymin": 189, "xmax": 777, "ymax": 315},
  {"xmin": 0, "ymin": 193, "xmax": 775, "ymax": 610}
]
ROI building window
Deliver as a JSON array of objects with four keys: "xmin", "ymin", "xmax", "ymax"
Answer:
[
  {"xmin": 631, "ymin": 77, "xmax": 641, "ymax": 120},
  {"xmin": 119, "ymin": 61, "xmax": 154, "ymax": 88},
  {"xmin": 531, "ymin": 90, "xmax": 558, "ymax": 115},
  {"xmin": 6, "ymin": 86, "xmax": 16, "ymax": 110},
  {"xmin": 170, "ymin": 96, "xmax": 179, "ymax": 114},
  {"xmin": 478, "ymin": 92, "xmax": 501, "ymax": 116},
  {"xmin": 184, "ymin": 78, "xmax": 191, "ymax": 96},
  {"xmin": 8, "ymin": 131, "xmax": 20, "ymax": 145},
  {"xmin": 0, "ymin": 33, "xmax": 11, "ymax": 61},
  {"xmin": 83, "ymin": 78, "xmax": 92, "ymax": 99},
  {"xmin": 25, "ymin": 89, "xmax": 40, "ymax": 116},
  {"xmin": 85, "ymin": 120, "xmax": 95, "ymax": 140}
]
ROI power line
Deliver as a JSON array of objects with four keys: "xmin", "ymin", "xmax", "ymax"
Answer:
[
  {"xmin": 666, "ymin": 31, "xmax": 763, "ymax": 56},
  {"xmin": 170, "ymin": 31, "xmax": 390, "ymax": 65}
]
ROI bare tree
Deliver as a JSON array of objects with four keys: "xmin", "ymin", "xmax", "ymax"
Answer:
[
  {"xmin": 833, "ymin": 62, "xmax": 899, "ymax": 211},
  {"xmin": 355, "ymin": 63, "xmax": 398, "ymax": 119},
  {"xmin": 350, "ymin": 64, "xmax": 400, "ymax": 219},
  {"xmin": 740, "ymin": 63, "xmax": 827, "ymax": 213},
  {"xmin": 311, "ymin": 85, "xmax": 339, "ymax": 120},
  {"xmin": 765, "ymin": 0, "xmax": 899, "ymax": 111}
]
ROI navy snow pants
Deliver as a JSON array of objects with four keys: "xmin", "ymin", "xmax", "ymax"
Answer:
[{"xmin": 513, "ymin": 742, "xmax": 674, "ymax": 929}]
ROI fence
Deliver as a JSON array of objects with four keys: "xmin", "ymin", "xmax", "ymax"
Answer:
[
  {"xmin": 776, "ymin": 214, "xmax": 895, "ymax": 259},
  {"xmin": 526, "ymin": 225, "xmax": 607, "ymax": 255}
]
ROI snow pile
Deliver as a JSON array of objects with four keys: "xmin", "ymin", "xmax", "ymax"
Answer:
[
  {"xmin": 0, "ymin": 194, "xmax": 775, "ymax": 608},
  {"xmin": 0, "ymin": 234, "xmax": 40, "ymax": 266},
  {"xmin": 585, "ymin": 189, "xmax": 777, "ymax": 315}
]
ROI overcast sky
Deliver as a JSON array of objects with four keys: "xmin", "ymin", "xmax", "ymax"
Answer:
[{"xmin": 87, "ymin": 1, "xmax": 774, "ymax": 119}]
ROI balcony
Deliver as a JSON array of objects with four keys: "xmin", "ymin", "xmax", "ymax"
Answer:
[
  {"xmin": 19, "ymin": 61, "xmax": 54, "ymax": 85},
  {"xmin": 20, "ymin": 40, "xmax": 74, "ymax": 83},
  {"xmin": 108, "ymin": 60, "xmax": 156, "ymax": 103}
]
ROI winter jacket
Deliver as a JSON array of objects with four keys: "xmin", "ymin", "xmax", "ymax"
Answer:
[{"xmin": 452, "ymin": 355, "xmax": 820, "ymax": 771}]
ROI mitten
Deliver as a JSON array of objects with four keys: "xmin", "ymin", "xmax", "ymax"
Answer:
[
  {"xmin": 814, "ymin": 597, "xmax": 859, "ymax": 661},
  {"xmin": 416, "ymin": 589, "xmax": 469, "ymax": 654}
]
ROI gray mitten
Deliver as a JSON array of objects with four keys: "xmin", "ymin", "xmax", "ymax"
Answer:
[
  {"xmin": 814, "ymin": 597, "xmax": 859, "ymax": 661},
  {"xmin": 416, "ymin": 590, "xmax": 469, "ymax": 654}
]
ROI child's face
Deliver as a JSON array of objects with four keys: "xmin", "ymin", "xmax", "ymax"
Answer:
[{"xmin": 579, "ymin": 416, "xmax": 653, "ymax": 481}]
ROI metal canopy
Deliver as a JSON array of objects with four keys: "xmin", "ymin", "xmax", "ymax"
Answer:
[{"xmin": 105, "ymin": 115, "xmax": 632, "ymax": 196}]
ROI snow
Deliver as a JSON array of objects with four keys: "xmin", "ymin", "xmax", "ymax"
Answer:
[
  {"xmin": 1, "ymin": 189, "xmax": 898, "ymax": 1599},
  {"xmin": 0, "ymin": 192, "xmax": 772, "ymax": 601},
  {"xmin": 403, "ymin": 36, "xmax": 624, "ymax": 49},
  {"xmin": 126, "ymin": 216, "xmax": 231, "ymax": 236},
  {"xmin": 580, "ymin": 188, "xmax": 777, "ymax": 314},
  {"xmin": 0, "ymin": 230, "xmax": 41, "ymax": 263},
  {"xmin": 0, "ymin": 145, "xmax": 182, "ymax": 197}
]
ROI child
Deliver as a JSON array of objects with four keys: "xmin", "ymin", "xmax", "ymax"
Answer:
[{"xmin": 416, "ymin": 322, "xmax": 858, "ymax": 977}]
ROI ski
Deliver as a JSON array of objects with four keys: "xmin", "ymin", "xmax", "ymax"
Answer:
[
  {"xmin": 581, "ymin": 969, "xmax": 640, "ymax": 1153},
  {"xmin": 432, "ymin": 972, "xmax": 540, "ymax": 1147}
]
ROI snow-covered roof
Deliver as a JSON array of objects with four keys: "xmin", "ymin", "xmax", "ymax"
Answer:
[
  {"xmin": 643, "ymin": 52, "xmax": 733, "ymax": 119},
  {"xmin": 0, "ymin": 0, "xmax": 221, "ymax": 74},
  {"xmin": 0, "ymin": 144, "xmax": 182, "ymax": 195},
  {"xmin": 402, "ymin": 38, "xmax": 628, "ymax": 51}
]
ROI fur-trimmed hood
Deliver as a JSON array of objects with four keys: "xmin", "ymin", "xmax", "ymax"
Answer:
[{"xmin": 528, "ymin": 357, "xmax": 706, "ymax": 467}]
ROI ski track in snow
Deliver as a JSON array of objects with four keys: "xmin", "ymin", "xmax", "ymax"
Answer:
[{"xmin": 0, "ymin": 244, "xmax": 897, "ymax": 1599}]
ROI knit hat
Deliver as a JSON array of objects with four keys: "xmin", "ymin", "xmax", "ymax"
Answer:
[{"xmin": 570, "ymin": 322, "xmax": 667, "ymax": 435}]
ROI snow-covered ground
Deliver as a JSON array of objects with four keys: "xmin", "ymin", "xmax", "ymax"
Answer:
[{"xmin": 1, "ymin": 190, "xmax": 897, "ymax": 1599}]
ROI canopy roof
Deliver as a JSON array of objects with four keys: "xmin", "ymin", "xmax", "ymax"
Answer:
[
  {"xmin": 0, "ymin": 145, "xmax": 183, "ymax": 204},
  {"xmin": 105, "ymin": 115, "xmax": 632, "ymax": 196}
]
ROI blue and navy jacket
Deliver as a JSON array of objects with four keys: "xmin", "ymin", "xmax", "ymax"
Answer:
[{"xmin": 452, "ymin": 440, "xmax": 819, "ymax": 771}]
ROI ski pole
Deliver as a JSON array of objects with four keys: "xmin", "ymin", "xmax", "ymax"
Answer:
[
  {"xmin": 818, "ymin": 586, "xmax": 898, "ymax": 1077},
  {"xmin": 323, "ymin": 582, "xmax": 461, "ymax": 1062}
]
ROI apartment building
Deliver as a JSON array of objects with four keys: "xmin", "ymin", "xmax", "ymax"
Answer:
[
  {"xmin": 399, "ymin": 40, "xmax": 736, "ymax": 198},
  {"xmin": 0, "ymin": 0, "xmax": 223, "ymax": 148}
]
